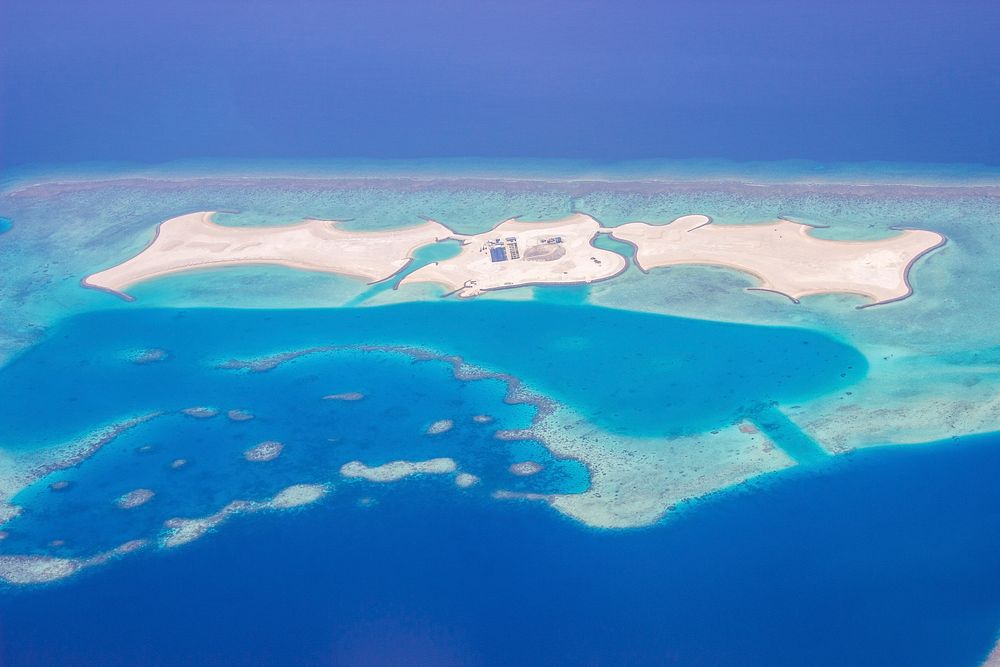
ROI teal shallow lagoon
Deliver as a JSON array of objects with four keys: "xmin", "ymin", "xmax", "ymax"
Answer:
[{"xmin": 0, "ymin": 302, "xmax": 866, "ymax": 447}]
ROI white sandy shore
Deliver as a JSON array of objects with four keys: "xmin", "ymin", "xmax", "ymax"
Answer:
[
  {"xmin": 400, "ymin": 213, "xmax": 627, "ymax": 297},
  {"xmin": 83, "ymin": 211, "xmax": 450, "ymax": 298},
  {"xmin": 83, "ymin": 210, "xmax": 944, "ymax": 307},
  {"xmin": 610, "ymin": 215, "xmax": 945, "ymax": 307}
]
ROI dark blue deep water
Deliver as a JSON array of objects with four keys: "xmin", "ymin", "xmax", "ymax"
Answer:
[
  {"xmin": 2, "ymin": 1, "xmax": 999, "ymax": 168},
  {"xmin": 0, "ymin": 433, "xmax": 998, "ymax": 666}
]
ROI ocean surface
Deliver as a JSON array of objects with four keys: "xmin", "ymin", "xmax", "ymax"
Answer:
[
  {"xmin": 0, "ymin": 303, "xmax": 996, "ymax": 665},
  {"xmin": 0, "ymin": 303, "xmax": 864, "ymax": 447},
  {"xmin": 3, "ymin": 0, "xmax": 1000, "ymax": 660},
  {"xmin": 3, "ymin": 2, "xmax": 1000, "ymax": 169},
  {"xmin": 1, "ymin": 424, "xmax": 998, "ymax": 666}
]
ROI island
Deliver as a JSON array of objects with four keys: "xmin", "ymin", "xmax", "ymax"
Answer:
[
  {"xmin": 399, "ymin": 213, "xmax": 627, "ymax": 297},
  {"xmin": 609, "ymin": 215, "xmax": 946, "ymax": 307},
  {"xmin": 83, "ymin": 211, "xmax": 451, "ymax": 299},
  {"xmin": 83, "ymin": 211, "xmax": 946, "ymax": 308}
]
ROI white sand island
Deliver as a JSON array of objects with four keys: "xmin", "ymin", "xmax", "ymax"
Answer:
[
  {"xmin": 83, "ymin": 211, "xmax": 450, "ymax": 299},
  {"xmin": 84, "ymin": 210, "xmax": 945, "ymax": 307},
  {"xmin": 399, "ymin": 213, "xmax": 627, "ymax": 297},
  {"xmin": 610, "ymin": 215, "xmax": 946, "ymax": 307}
]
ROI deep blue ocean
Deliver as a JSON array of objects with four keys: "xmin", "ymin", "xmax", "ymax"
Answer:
[
  {"xmin": 2, "ymin": 1, "xmax": 1000, "ymax": 168},
  {"xmin": 1, "ymin": 426, "xmax": 998, "ymax": 666},
  {"xmin": 0, "ymin": 304, "xmax": 997, "ymax": 665}
]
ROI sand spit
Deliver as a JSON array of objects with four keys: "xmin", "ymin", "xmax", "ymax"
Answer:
[
  {"xmin": 161, "ymin": 484, "xmax": 329, "ymax": 549},
  {"xmin": 83, "ymin": 211, "xmax": 450, "ymax": 298},
  {"xmin": 226, "ymin": 409, "xmax": 255, "ymax": 421},
  {"xmin": 0, "ymin": 539, "xmax": 147, "ymax": 586},
  {"xmin": 400, "ymin": 213, "xmax": 627, "ymax": 297},
  {"xmin": 426, "ymin": 419, "xmax": 454, "ymax": 435},
  {"xmin": 323, "ymin": 392, "xmax": 365, "ymax": 401},
  {"xmin": 455, "ymin": 472, "xmax": 480, "ymax": 488},
  {"xmin": 610, "ymin": 215, "xmax": 945, "ymax": 307},
  {"xmin": 170, "ymin": 458, "xmax": 187, "ymax": 469},
  {"xmin": 340, "ymin": 457, "xmax": 457, "ymax": 483},
  {"xmin": 509, "ymin": 461, "xmax": 543, "ymax": 476},
  {"xmin": 116, "ymin": 488, "xmax": 155, "ymax": 509},
  {"xmin": 244, "ymin": 440, "xmax": 284, "ymax": 462}
]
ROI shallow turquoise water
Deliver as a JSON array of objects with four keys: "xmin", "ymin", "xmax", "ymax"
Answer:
[
  {"xmin": 0, "ymin": 302, "xmax": 866, "ymax": 448},
  {"xmin": 345, "ymin": 239, "xmax": 462, "ymax": 306},
  {"xmin": 0, "ymin": 273, "xmax": 996, "ymax": 667},
  {"xmin": 0, "ymin": 300, "xmax": 865, "ymax": 560},
  {"xmin": 3, "ymin": 347, "xmax": 585, "ymax": 557}
]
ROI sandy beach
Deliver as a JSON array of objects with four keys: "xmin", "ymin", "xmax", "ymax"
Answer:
[
  {"xmin": 85, "ymin": 210, "xmax": 945, "ymax": 307},
  {"xmin": 399, "ymin": 213, "xmax": 628, "ymax": 296},
  {"xmin": 610, "ymin": 215, "xmax": 946, "ymax": 307},
  {"xmin": 84, "ymin": 211, "xmax": 450, "ymax": 298}
]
